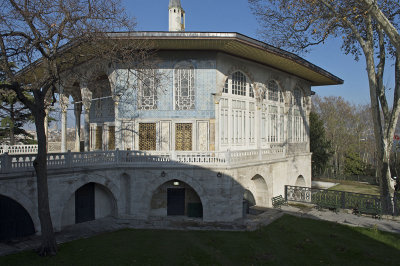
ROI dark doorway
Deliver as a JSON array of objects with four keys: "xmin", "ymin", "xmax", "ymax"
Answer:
[
  {"xmin": 0, "ymin": 195, "xmax": 35, "ymax": 241},
  {"xmin": 75, "ymin": 183, "xmax": 95, "ymax": 224},
  {"xmin": 167, "ymin": 188, "xmax": 185, "ymax": 215}
]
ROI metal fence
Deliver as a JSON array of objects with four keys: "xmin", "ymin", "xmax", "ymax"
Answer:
[{"xmin": 285, "ymin": 185, "xmax": 399, "ymax": 216}]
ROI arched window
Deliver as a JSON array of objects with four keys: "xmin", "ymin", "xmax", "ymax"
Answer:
[
  {"xmin": 261, "ymin": 80, "xmax": 285, "ymax": 144},
  {"xmin": 139, "ymin": 69, "xmax": 158, "ymax": 110},
  {"xmin": 232, "ymin": 71, "xmax": 247, "ymax": 96},
  {"xmin": 219, "ymin": 71, "xmax": 256, "ymax": 146},
  {"xmin": 174, "ymin": 62, "xmax": 195, "ymax": 110},
  {"xmin": 288, "ymin": 87, "xmax": 306, "ymax": 143}
]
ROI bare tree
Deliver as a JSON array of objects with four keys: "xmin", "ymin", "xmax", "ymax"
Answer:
[
  {"xmin": 249, "ymin": 0, "xmax": 399, "ymax": 212},
  {"xmin": 0, "ymin": 0, "xmax": 135, "ymax": 255}
]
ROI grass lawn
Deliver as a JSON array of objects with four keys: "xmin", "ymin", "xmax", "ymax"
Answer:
[
  {"xmin": 1, "ymin": 215, "xmax": 399, "ymax": 266},
  {"xmin": 316, "ymin": 178, "xmax": 380, "ymax": 195},
  {"xmin": 328, "ymin": 182, "xmax": 380, "ymax": 195}
]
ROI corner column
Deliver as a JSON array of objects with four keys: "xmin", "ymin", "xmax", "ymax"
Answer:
[
  {"xmin": 60, "ymin": 94, "xmax": 69, "ymax": 153},
  {"xmin": 113, "ymin": 95, "xmax": 122, "ymax": 150},
  {"xmin": 81, "ymin": 84, "xmax": 92, "ymax": 152},
  {"xmin": 74, "ymin": 102, "xmax": 82, "ymax": 152}
]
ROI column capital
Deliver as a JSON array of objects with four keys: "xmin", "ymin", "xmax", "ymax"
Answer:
[
  {"xmin": 60, "ymin": 94, "xmax": 69, "ymax": 113},
  {"xmin": 80, "ymin": 86, "xmax": 92, "ymax": 110}
]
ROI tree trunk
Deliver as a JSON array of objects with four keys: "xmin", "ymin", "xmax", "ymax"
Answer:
[
  {"xmin": 364, "ymin": 49, "xmax": 393, "ymax": 214},
  {"xmin": 33, "ymin": 103, "xmax": 57, "ymax": 256}
]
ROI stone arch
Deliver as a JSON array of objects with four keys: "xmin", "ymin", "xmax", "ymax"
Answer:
[
  {"xmin": 56, "ymin": 175, "xmax": 120, "ymax": 230},
  {"xmin": 243, "ymin": 189, "xmax": 256, "ymax": 207},
  {"xmin": 60, "ymin": 182, "xmax": 117, "ymax": 228},
  {"xmin": 249, "ymin": 174, "xmax": 269, "ymax": 207},
  {"xmin": 144, "ymin": 175, "xmax": 208, "ymax": 220},
  {"xmin": 0, "ymin": 185, "xmax": 39, "ymax": 232},
  {"xmin": 149, "ymin": 179, "xmax": 204, "ymax": 219},
  {"xmin": 295, "ymin": 175, "xmax": 306, "ymax": 187},
  {"xmin": 0, "ymin": 194, "xmax": 35, "ymax": 241},
  {"xmin": 227, "ymin": 65, "xmax": 254, "ymax": 84}
]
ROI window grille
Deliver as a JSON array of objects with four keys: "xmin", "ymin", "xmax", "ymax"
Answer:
[
  {"xmin": 139, "ymin": 123, "xmax": 156, "ymax": 150},
  {"xmin": 175, "ymin": 123, "xmax": 192, "ymax": 150},
  {"xmin": 175, "ymin": 63, "xmax": 195, "ymax": 110},
  {"xmin": 139, "ymin": 70, "xmax": 158, "ymax": 110}
]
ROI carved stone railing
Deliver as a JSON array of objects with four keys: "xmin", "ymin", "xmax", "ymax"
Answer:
[
  {"xmin": 285, "ymin": 185, "xmax": 400, "ymax": 216},
  {"xmin": 0, "ymin": 147, "xmax": 286, "ymax": 174},
  {"xmin": 0, "ymin": 145, "xmax": 38, "ymax": 155}
]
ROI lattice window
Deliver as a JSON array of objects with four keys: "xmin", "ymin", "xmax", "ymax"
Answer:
[
  {"xmin": 139, "ymin": 123, "xmax": 156, "ymax": 150},
  {"xmin": 175, "ymin": 123, "xmax": 192, "ymax": 151},
  {"xmin": 139, "ymin": 70, "xmax": 158, "ymax": 110},
  {"xmin": 174, "ymin": 63, "xmax": 195, "ymax": 110},
  {"xmin": 232, "ymin": 71, "xmax": 246, "ymax": 96}
]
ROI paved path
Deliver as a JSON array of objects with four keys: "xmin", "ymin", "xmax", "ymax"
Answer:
[{"xmin": 1, "ymin": 206, "xmax": 399, "ymax": 257}]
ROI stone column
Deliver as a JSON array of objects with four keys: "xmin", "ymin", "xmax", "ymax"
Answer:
[
  {"xmin": 81, "ymin": 85, "xmax": 92, "ymax": 152},
  {"xmin": 113, "ymin": 95, "xmax": 122, "ymax": 150},
  {"xmin": 60, "ymin": 94, "xmax": 69, "ymax": 153},
  {"xmin": 74, "ymin": 102, "xmax": 82, "ymax": 152}
]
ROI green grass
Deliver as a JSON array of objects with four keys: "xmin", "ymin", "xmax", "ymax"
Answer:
[
  {"xmin": 1, "ymin": 215, "xmax": 399, "ymax": 265},
  {"xmin": 328, "ymin": 182, "xmax": 380, "ymax": 195}
]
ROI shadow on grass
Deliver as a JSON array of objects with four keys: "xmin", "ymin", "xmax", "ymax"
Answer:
[{"xmin": 0, "ymin": 214, "xmax": 399, "ymax": 265}]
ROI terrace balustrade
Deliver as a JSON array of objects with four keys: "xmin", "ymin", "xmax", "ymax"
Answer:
[{"xmin": 0, "ymin": 146, "xmax": 286, "ymax": 174}]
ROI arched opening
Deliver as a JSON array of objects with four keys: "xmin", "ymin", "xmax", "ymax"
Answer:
[
  {"xmin": 250, "ymin": 174, "xmax": 269, "ymax": 207},
  {"xmin": 61, "ymin": 182, "xmax": 116, "ymax": 227},
  {"xmin": 243, "ymin": 189, "xmax": 256, "ymax": 207},
  {"xmin": 88, "ymin": 74, "xmax": 114, "ymax": 151},
  {"xmin": 295, "ymin": 175, "xmax": 306, "ymax": 187},
  {"xmin": 150, "ymin": 180, "xmax": 203, "ymax": 219},
  {"xmin": 0, "ymin": 195, "xmax": 35, "ymax": 241}
]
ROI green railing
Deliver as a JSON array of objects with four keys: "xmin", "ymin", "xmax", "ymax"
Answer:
[{"xmin": 285, "ymin": 185, "xmax": 398, "ymax": 216}]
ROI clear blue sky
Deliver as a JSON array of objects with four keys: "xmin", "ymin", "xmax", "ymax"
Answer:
[{"xmin": 122, "ymin": 0, "xmax": 396, "ymax": 106}]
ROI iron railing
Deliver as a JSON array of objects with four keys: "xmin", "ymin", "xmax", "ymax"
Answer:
[{"xmin": 285, "ymin": 185, "xmax": 399, "ymax": 216}]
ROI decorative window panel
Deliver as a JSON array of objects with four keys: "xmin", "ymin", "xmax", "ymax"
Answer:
[
  {"xmin": 175, "ymin": 64, "xmax": 195, "ymax": 110},
  {"xmin": 108, "ymin": 126, "xmax": 115, "ymax": 150},
  {"xmin": 249, "ymin": 102, "xmax": 255, "ymax": 143},
  {"xmin": 122, "ymin": 122, "xmax": 134, "ymax": 150},
  {"xmin": 175, "ymin": 123, "xmax": 192, "ymax": 151},
  {"xmin": 268, "ymin": 105, "xmax": 278, "ymax": 143},
  {"xmin": 139, "ymin": 70, "xmax": 158, "ymax": 110},
  {"xmin": 220, "ymin": 98, "xmax": 229, "ymax": 145},
  {"xmin": 232, "ymin": 100, "xmax": 246, "ymax": 144},
  {"xmin": 139, "ymin": 123, "xmax": 156, "ymax": 151},
  {"xmin": 95, "ymin": 126, "xmax": 103, "ymax": 150},
  {"xmin": 231, "ymin": 71, "xmax": 246, "ymax": 96}
]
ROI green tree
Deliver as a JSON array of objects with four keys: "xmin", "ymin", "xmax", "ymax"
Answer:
[
  {"xmin": 0, "ymin": 90, "xmax": 35, "ymax": 145},
  {"xmin": 0, "ymin": 0, "xmax": 134, "ymax": 255},
  {"xmin": 249, "ymin": 0, "xmax": 399, "ymax": 213},
  {"xmin": 344, "ymin": 150, "xmax": 366, "ymax": 176},
  {"xmin": 310, "ymin": 111, "xmax": 332, "ymax": 177}
]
